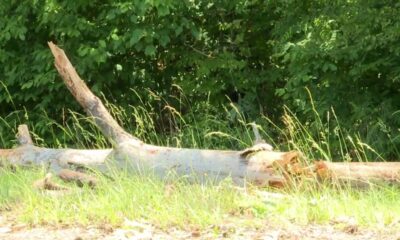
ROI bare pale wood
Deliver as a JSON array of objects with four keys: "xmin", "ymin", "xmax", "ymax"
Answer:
[
  {"xmin": 48, "ymin": 42, "xmax": 135, "ymax": 144},
  {"xmin": 1, "ymin": 42, "xmax": 399, "ymax": 188},
  {"xmin": 17, "ymin": 124, "xmax": 33, "ymax": 145},
  {"xmin": 45, "ymin": 41, "xmax": 293, "ymax": 186},
  {"xmin": 314, "ymin": 161, "xmax": 400, "ymax": 184}
]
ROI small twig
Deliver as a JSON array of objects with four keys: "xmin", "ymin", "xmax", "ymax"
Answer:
[{"xmin": 185, "ymin": 44, "xmax": 214, "ymax": 58}]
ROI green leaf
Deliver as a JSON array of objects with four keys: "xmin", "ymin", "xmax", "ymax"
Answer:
[
  {"xmin": 144, "ymin": 45, "xmax": 156, "ymax": 56},
  {"xmin": 175, "ymin": 26, "xmax": 183, "ymax": 36},
  {"xmin": 111, "ymin": 33, "xmax": 119, "ymax": 40},
  {"xmin": 157, "ymin": 5, "xmax": 170, "ymax": 17},
  {"xmin": 129, "ymin": 29, "xmax": 145, "ymax": 46},
  {"xmin": 275, "ymin": 88, "xmax": 286, "ymax": 97},
  {"xmin": 159, "ymin": 34, "xmax": 170, "ymax": 47},
  {"xmin": 99, "ymin": 40, "xmax": 106, "ymax": 48}
]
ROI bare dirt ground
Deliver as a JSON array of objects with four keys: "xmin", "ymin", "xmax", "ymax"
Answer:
[{"xmin": 1, "ymin": 215, "xmax": 399, "ymax": 240}]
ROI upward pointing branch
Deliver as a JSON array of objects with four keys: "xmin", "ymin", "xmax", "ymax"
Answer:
[
  {"xmin": 17, "ymin": 124, "xmax": 33, "ymax": 145},
  {"xmin": 48, "ymin": 42, "xmax": 138, "ymax": 144},
  {"xmin": 250, "ymin": 122, "xmax": 264, "ymax": 145}
]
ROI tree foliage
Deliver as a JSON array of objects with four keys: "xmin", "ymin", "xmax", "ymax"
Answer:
[{"xmin": 0, "ymin": 0, "xmax": 399, "ymax": 158}]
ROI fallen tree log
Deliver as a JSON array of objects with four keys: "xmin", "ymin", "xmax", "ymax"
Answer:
[
  {"xmin": 1, "ymin": 123, "xmax": 295, "ymax": 186},
  {"xmin": 0, "ymin": 42, "xmax": 399, "ymax": 188},
  {"xmin": 0, "ymin": 42, "xmax": 298, "ymax": 187},
  {"xmin": 314, "ymin": 161, "xmax": 400, "ymax": 186}
]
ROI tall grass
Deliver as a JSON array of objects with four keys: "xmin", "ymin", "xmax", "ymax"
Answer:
[{"xmin": 0, "ymin": 89, "xmax": 399, "ymax": 229}]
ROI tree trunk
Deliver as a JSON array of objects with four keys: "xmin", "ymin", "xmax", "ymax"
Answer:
[{"xmin": 0, "ymin": 42, "xmax": 399, "ymax": 188}]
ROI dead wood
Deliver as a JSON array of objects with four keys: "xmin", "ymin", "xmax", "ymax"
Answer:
[
  {"xmin": 0, "ymin": 42, "xmax": 399, "ymax": 188},
  {"xmin": 0, "ymin": 42, "xmax": 296, "ymax": 187},
  {"xmin": 58, "ymin": 169, "xmax": 98, "ymax": 187},
  {"xmin": 17, "ymin": 124, "xmax": 33, "ymax": 145},
  {"xmin": 48, "ymin": 42, "xmax": 136, "ymax": 144},
  {"xmin": 33, "ymin": 173, "xmax": 69, "ymax": 191},
  {"xmin": 314, "ymin": 161, "xmax": 400, "ymax": 185}
]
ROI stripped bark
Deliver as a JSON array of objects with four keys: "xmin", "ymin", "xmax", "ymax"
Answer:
[
  {"xmin": 314, "ymin": 161, "xmax": 400, "ymax": 185},
  {"xmin": 0, "ymin": 42, "xmax": 297, "ymax": 186},
  {"xmin": 0, "ymin": 42, "xmax": 399, "ymax": 188},
  {"xmin": 0, "ymin": 125, "xmax": 296, "ymax": 186}
]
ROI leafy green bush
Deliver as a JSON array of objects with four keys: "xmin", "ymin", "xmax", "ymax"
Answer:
[{"xmin": 270, "ymin": 0, "xmax": 400, "ymax": 158}]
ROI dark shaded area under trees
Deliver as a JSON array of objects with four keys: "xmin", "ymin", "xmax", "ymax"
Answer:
[{"xmin": 0, "ymin": 0, "xmax": 399, "ymax": 159}]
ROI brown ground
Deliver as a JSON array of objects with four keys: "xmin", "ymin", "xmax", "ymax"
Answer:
[{"xmin": 1, "ymin": 215, "xmax": 399, "ymax": 240}]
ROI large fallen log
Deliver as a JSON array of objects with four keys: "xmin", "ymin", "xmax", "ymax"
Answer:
[
  {"xmin": 0, "ymin": 42, "xmax": 299, "ymax": 187},
  {"xmin": 1, "ymin": 123, "xmax": 296, "ymax": 186},
  {"xmin": 0, "ymin": 42, "xmax": 399, "ymax": 188}
]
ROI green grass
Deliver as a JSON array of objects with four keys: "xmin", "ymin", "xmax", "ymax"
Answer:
[
  {"xmin": 0, "ymin": 167, "xmax": 254, "ymax": 228},
  {"xmin": 1, "ymin": 167, "xmax": 400, "ymax": 229},
  {"xmin": 1, "ymin": 91, "xmax": 400, "ymax": 229}
]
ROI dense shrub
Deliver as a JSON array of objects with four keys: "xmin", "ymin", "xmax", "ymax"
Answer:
[
  {"xmin": 0, "ymin": 0, "xmax": 399, "ymax": 159},
  {"xmin": 269, "ymin": 0, "xmax": 400, "ymax": 158}
]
